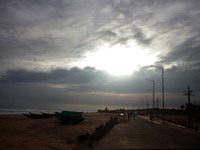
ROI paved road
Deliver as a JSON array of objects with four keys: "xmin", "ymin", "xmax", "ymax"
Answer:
[{"xmin": 93, "ymin": 116, "xmax": 200, "ymax": 150}]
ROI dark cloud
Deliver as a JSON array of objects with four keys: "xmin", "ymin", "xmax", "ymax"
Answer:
[
  {"xmin": 0, "ymin": 0, "xmax": 103, "ymax": 72},
  {"xmin": 158, "ymin": 35, "xmax": 200, "ymax": 69},
  {"xmin": 109, "ymin": 25, "xmax": 154, "ymax": 47},
  {"xmin": 0, "ymin": 67, "xmax": 104, "ymax": 84},
  {"xmin": 0, "ymin": 67, "xmax": 144, "ymax": 93},
  {"xmin": 0, "ymin": 82, "xmax": 140, "ymax": 111},
  {"xmin": 1, "ymin": 66, "xmax": 200, "ymax": 94},
  {"xmin": 1, "ymin": 65, "xmax": 200, "ymax": 110},
  {"xmin": 1, "ymin": 0, "xmax": 200, "ymax": 110},
  {"xmin": 98, "ymin": 30, "xmax": 117, "ymax": 41},
  {"xmin": 132, "ymin": 26, "xmax": 153, "ymax": 46}
]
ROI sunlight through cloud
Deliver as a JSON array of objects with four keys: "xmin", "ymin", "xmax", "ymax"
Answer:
[{"xmin": 78, "ymin": 44, "xmax": 157, "ymax": 76}]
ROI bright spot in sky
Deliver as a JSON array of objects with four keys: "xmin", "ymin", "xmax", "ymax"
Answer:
[{"xmin": 76, "ymin": 44, "xmax": 157, "ymax": 76}]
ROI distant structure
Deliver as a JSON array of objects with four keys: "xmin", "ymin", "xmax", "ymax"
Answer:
[
  {"xmin": 183, "ymin": 85, "xmax": 193, "ymax": 106},
  {"xmin": 105, "ymin": 107, "xmax": 108, "ymax": 112}
]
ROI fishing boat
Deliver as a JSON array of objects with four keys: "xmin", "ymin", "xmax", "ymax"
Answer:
[
  {"xmin": 55, "ymin": 111, "xmax": 85, "ymax": 124},
  {"xmin": 23, "ymin": 112, "xmax": 54, "ymax": 119}
]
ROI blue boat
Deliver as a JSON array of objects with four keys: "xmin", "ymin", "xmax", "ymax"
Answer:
[{"xmin": 55, "ymin": 111, "xmax": 85, "ymax": 124}]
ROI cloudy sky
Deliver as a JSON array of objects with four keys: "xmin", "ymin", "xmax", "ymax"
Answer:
[{"xmin": 0, "ymin": 0, "xmax": 200, "ymax": 111}]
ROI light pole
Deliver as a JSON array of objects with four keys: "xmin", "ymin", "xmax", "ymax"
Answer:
[
  {"xmin": 146, "ymin": 96, "xmax": 149, "ymax": 109},
  {"xmin": 151, "ymin": 65, "xmax": 165, "ymax": 123},
  {"xmin": 145, "ymin": 79, "xmax": 155, "ymax": 110}
]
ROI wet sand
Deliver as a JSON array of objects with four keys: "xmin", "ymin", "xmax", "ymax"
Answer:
[{"xmin": 0, "ymin": 113, "xmax": 118, "ymax": 150}]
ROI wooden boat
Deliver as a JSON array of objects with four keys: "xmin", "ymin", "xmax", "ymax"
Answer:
[
  {"xmin": 55, "ymin": 111, "xmax": 85, "ymax": 124},
  {"xmin": 23, "ymin": 112, "xmax": 54, "ymax": 119},
  {"xmin": 42, "ymin": 112, "xmax": 55, "ymax": 118}
]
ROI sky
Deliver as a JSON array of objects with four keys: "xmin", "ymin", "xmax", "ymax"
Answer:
[{"xmin": 0, "ymin": 0, "xmax": 200, "ymax": 111}]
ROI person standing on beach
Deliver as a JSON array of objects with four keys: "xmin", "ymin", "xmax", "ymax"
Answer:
[
  {"xmin": 123, "ymin": 111, "xmax": 126, "ymax": 120},
  {"xmin": 150, "ymin": 112, "xmax": 153, "ymax": 121},
  {"xmin": 128, "ymin": 112, "xmax": 132, "ymax": 120},
  {"xmin": 133, "ymin": 113, "xmax": 136, "ymax": 120}
]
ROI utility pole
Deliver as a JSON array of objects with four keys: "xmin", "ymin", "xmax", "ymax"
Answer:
[
  {"xmin": 145, "ymin": 79, "xmax": 155, "ymax": 111},
  {"xmin": 146, "ymin": 96, "xmax": 149, "ymax": 109},
  {"xmin": 156, "ymin": 97, "xmax": 159, "ymax": 109},
  {"xmin": 142, "ymin": 98, "xmax": 144, "ymax": 110},
  {"xmin": 183, "ymin": 85, "xmax": 193, "ymax": 128},
  {"xmin": 188, "ymin": 85, "xmax": 191, "ymax": 105},
  {"xmin": 150, "ymin": 65, "xmax": 165, "ymax": 123},
  {"xmin": 183, "ymin": 85, "xmax": 193, "ymax": 107}
]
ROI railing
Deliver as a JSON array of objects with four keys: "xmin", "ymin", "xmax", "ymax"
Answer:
[
  {"xmin": 173, "ymin": 119, "xmax": 199, "ymax": 132},
  {"xmin": 78, "ymin": 117, "xmax": 118, "ymax": 146},
  {"xmin": 153, "ymin": 114, "xmax": 200, "ymax": 132}
]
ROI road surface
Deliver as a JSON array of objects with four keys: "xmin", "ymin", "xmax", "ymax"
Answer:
[{"xmin": 93, "ymin": 116, "xmax": 200, "ymax": 149}]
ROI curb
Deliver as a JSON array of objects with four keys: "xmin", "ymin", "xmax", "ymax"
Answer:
[{"xmin": 138, "ymin": 115, "xmax": 200, "ymax": 135}]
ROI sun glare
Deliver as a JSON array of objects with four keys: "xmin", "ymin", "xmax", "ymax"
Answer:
[{"xmin": 77, "ymin": 44, "xmax": 157, "ymax": 76}]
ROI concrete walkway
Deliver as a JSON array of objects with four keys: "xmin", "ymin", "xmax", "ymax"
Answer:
[{"xmin": 92, "ymin": 116, "xmax": 200, "ymax": 150}]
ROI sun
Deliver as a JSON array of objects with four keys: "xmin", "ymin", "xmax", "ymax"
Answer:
[{"xmin": 77, "ymin": 44, "xmax": 157, "ymax": 76}]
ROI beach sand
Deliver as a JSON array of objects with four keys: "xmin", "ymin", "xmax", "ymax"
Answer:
[{"xmin": 0, "ymin": 112, "xmax": 119, "ymax": 150}]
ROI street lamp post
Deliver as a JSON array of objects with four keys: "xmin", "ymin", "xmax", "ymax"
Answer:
[
  {"xmin": 151, "ymin": 65, "xmax": 165, "ymax": 124},
  {"xmin": 145, "ymin": 79, "xmax": 155, "ymax": 111}
]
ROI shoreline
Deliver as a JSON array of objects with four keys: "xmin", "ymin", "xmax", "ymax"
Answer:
[{"xmin": 0, "ymin": 108, "xmax": 95, "ymax": 115}]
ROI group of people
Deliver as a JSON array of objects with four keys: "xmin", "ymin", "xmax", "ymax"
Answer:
[
  {"xmin": 122, "ymin": 111, "xmax": 154, "ymax": 122},
  {"xmin": 122, "ymin": 111, "xmax": 136, "ymax": 120}
]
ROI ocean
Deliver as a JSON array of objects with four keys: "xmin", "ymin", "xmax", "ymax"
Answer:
[{"xmin": 0, "ymin": 108, "xmax": 61, "ymax": 114}]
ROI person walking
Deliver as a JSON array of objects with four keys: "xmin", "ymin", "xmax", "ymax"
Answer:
[{"xmin": 123, "ymin": 111, "xmax": 126, "ymax": 120}]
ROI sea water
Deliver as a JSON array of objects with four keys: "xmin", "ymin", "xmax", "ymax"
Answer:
[
  {"xmin": 0, "ymin": 108, "xmax": 97, "ymax": 114},
  {"xmin": 0, "ymin": 104, "xmax": 112, "ymax": 114},
  {"xmin": 0, "ymin": 108, "xmax": 60, "ymax": 114}
]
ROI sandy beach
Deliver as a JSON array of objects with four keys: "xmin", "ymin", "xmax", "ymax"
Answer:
[{"xmin": 0, "ymin": 112, "xmax": 119, "ymax": 150}]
